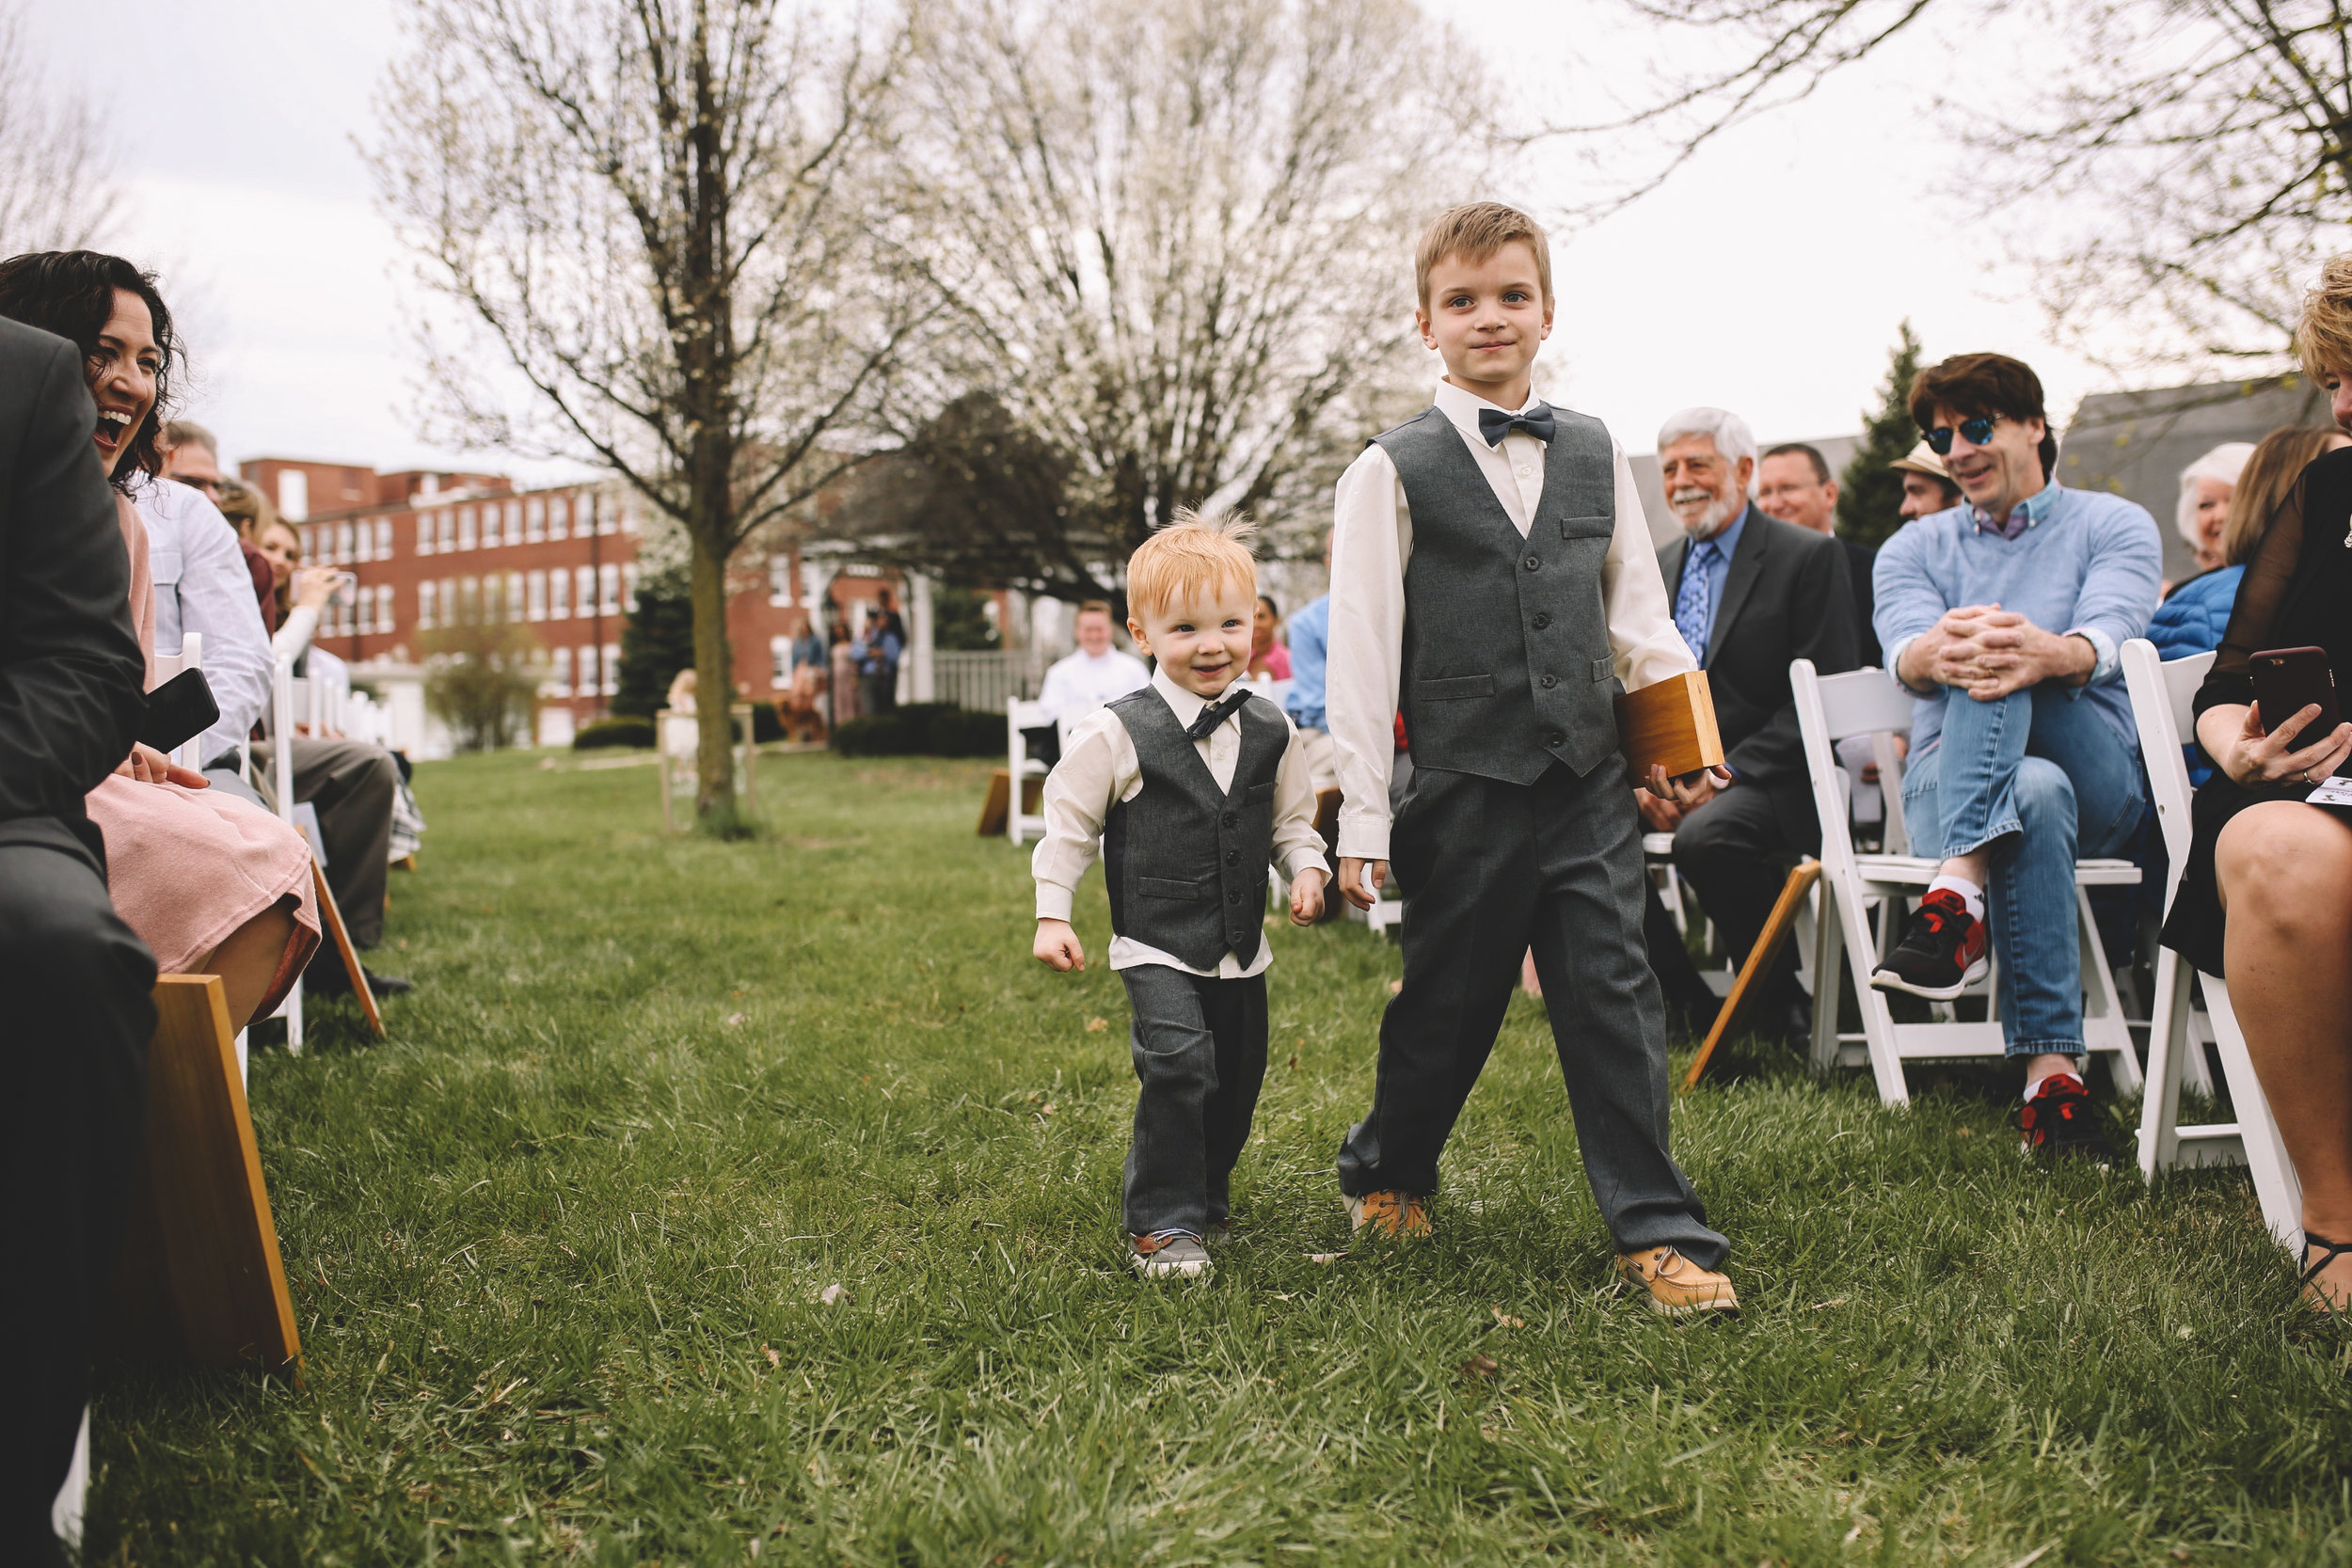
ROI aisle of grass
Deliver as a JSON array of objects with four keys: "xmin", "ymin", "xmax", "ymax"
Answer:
[{"xmin": 89, "ymin": 748, "xmax": 2352, "ymax": 1565}]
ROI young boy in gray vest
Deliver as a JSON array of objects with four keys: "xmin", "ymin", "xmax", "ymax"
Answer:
[
  {"xmin": 1032, "ymin": 511, "xmax": 1332, "ymax": 1280},
  {"xmin": 1326, "ymin": 202, "xmax": 1739, "ymax": 1316}
]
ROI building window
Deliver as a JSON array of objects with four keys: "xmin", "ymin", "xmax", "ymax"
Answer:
[
  {"xmin": 525, "ymin": 497, "xmax": 546, "ymax": 543},
  {"xmin": 277, "ymin": 469, "xmax": 309, "ymax": 521},
  {"xmin": 419, "ymin": 580, "xmax": 437, "ymax": 629},
  {"xmin": 460, "ymin": 577, "xmax": 480, "ymax": 622},
  {"xmin": 481, "ymin": 503, "xmax": 501, "ymax": 549},
  {"xmin": 771, "ymin": 635, "xmax": 790, "ymax": 689},
  {"xmin": 548, "ymin": 568, "xmax": 569, "ymax": 619},
  {"xmin": 577, "ymin": 642, "xmax": 597, "ymax": 697},
  {"xmin": 622, "ymin": 562, "xmax": 640, "ymax": 610},
  {"xmin": 616, "ymin": 498, "xmax": 635, "ymax": 534},
  {"xmin": 602, "ymin": 641, "xmax": 620, "ymax": 694},
  {"xmin": 598, "ymin": 562, "xmax": 620, "ymax": 614},
  {"xmin": 336, "ymin": 592, "xmax": 355, "ymax": 637},
  {"xmin": 575, "ymin": 565, "xmax": 596, "ymax": 617},
  {"xmin": 526, "ymin": 569, "xmax": 548, "ymax": 622},
  {"xmin": 506, "ymin": 574, "xmax": 525, "ymax": 623},
  {"xmin": 548, "ymin": 495, "xmax": 568, "ymax": 541},
  {"xmin": 298, "ymin": 527, "xmax": 313, "ymax": 566},
  {"xmin": 550, "ymin": 645, "xmax": 572, "ymax": 696},
  {"xmin": 376, "ymin": 519, "xmax": 393, "ymax": 560},
  {"xmin": 417, "ymin": 515, "xmax": 435, "ymax": 556},
  {"xmin": 457, "ymin": 507, "xmax": 477, "ymax": 551},
  {"xmin": 378, "ymin": 583, "xmax": 394, "ymax": 635},
  {"xmin": 334, "ymin": 522, "xmax": 353, "ymax": 564},
  {"xmin": 504, "ymin": 500, "xmax": 521, "ymax": 545},
  {"xmin": 769, "ymin": 556, "xmax": 791, "ymax": 606}
]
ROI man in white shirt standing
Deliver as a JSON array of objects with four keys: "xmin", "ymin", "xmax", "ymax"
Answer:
[
  {"xmin": 1028, "ymin": 598, "xmax": 1150, "ymax": 766},
  {"xmin": 1324, "ymin": 202, "xmax": 1737, "ymax": 1316}
]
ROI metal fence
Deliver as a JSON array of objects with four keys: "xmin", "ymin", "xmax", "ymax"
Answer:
[{"xmin": 931, "ymin": 649, "xmax": 1052, "ymax": 713}]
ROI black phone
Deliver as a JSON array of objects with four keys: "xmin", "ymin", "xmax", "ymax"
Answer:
[
  {"xmin": 2249, "ymin": 645, "xmax": 2342, "ymax": 751},
  {"xmin": 135, "ymin": 667, "xmax": 220, "ymax": 756}
]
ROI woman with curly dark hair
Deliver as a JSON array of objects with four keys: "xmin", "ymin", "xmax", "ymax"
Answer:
[{"xmin": 0, "ymin": 251, "xmax": 317, "ymax": 1030}]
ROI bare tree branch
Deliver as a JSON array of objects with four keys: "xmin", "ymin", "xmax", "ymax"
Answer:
[{"xmin": 0, "ymin": 0, "xmax": 120, "ymax": 253}]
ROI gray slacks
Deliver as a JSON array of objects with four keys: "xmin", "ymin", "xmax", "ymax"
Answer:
[
  {"xmin": 1336, "ymin": 759, "xmax": 1727, "ymax": 1267},
  {"xmin": 0, "ymin": 830, "xmax": 154, "ymax": 1559},
  {"xmin": 1117, "ymin": 965, "xmax": 1267, "ymax": 1239},
  {"xmin": 247, "ymin": 736, "xmax": 398, "ymax": 947}
]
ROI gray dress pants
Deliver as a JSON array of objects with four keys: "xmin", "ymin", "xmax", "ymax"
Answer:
[
  {"xmin": 1336, "ymin": 758, "xmax": 1727, "ymax": 1267},
  {"xmin": 1117, "ymin": 965, "xmax": 1267, "ymax": 1239},
  {"xmin": 247, "ymin": 736, "xmax": 398, "ymax": 948},
  {"xmin": 0, "ymin": 829, "xmax": 154, "ymax": 1560}
]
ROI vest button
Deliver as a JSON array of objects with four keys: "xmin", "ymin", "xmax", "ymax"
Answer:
[
  {"xmin": 1221, "ymin": 811, "xmax": 1238, "ymax": 827},
  {"xmin": 1523, "ymin": 555, "xmax": 1541, "ymax": 571},
  {"xmin": 1548, "ymin": 730, "xmax": 1565, "ymax": 747},
  {"xmin": 1227, "ymin": 890, "xmax": 1243, "ymax": 904},
  {"xmin": 1531, "ymin": 612, "xmax": 1551, "ymax": 630},
  {"xmin": 1225, "ymin": 849, "xmax": 1240, "ymax": 865},
  {"xmin": 1541, "ymin": 673, "xmax": 1558, "ymax": 689}
]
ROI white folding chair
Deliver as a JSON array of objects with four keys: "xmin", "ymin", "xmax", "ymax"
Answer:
[
  {"xmin": 49, "ymin": 1406, "xmax": 88, "ymax": 1554},
  {"xmin": 267, "ymin": 654, "xmax": 305, "ymax": 1056},
  {"xmin": 151, "ymin": 631, "xmax": 206, "ymax": 772},
  {"xmin": 2122, "ymin": 639, "xmax": 2303, "ymax": 1249},
  {"xmin": 1794, "ymin": 659, "xmax": 2143, "ymax": 1105},
  {"xmin": 1007, "ymin": 698, "xmax": 1054, "ymax": 846}
]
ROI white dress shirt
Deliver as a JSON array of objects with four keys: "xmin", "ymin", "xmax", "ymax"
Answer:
[
  {"xmin": 134, "ymin": 475, "xmax": 273, "ymax": 767},
  {"xmin": 1032, "ymin": 668, "xmax": 1330, "ymax": 977},
  {"xmin": 1037, "ymin": 645, "xmax": 1151, "ymax": 720},
  {"xmin": 1327, "ymin": 380, "xmax": 1695, "ymax": 862}
]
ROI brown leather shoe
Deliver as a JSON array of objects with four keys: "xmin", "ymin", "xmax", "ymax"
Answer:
[
  {"xmin": 1615, "ymin": 1245, "xmax": 1739, "ymax": 1318},
  {"xmin": 1344, "ymin": 1190, "xmax": 1432, "ymax": 1238}
]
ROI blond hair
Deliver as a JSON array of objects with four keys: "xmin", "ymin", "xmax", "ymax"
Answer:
[
  {"xmin": 1126, "ymin": 507, "xmax": 1258, "ymax": 621},
  {"xmin": 1415, "ymin": 201, "xmax": 1552, "ymax": 309},
  {"xmin": 2298, "ymin": 253, "xmax": 2352, "ymax": 381},
  {"xmin": 2224, "ymin": 425, "xmax": 2344, "ymax": 566}
]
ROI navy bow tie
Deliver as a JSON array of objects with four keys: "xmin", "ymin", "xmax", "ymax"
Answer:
[
  {"xmin": 1477, "ymin": 403, "xmax": 1556, "ymax": 448},
  {"xmin": 1185, "ymin": 689, "xmax": 1249, "ymax": 740}
]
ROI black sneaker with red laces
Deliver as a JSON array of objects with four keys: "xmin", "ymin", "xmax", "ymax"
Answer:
[
  {"xmin": 1869, "ymin": 888, "xmax": 1989, "ymax": 1001},
  {"xmin": 2015, "ymin": 1071, "xmax": 2117, "ymax": 1164}
]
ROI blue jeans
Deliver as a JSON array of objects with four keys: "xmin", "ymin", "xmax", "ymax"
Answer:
[{"xmin": 1899, "ymin": 683, "xmax": 2145, "ymax": 1058}]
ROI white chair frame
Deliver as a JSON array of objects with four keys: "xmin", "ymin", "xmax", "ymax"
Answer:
[
  {"xmin": 2122, "ymin": 639, "xmax": 2303, "ymax": 1249},
  {"xmin": 1006, "ymin": 698, "xmax": 1053, "ymax": 847},
  {"xmin": 1793, "ymin": 659, "xmax": 2144, "ymax": 1105}
]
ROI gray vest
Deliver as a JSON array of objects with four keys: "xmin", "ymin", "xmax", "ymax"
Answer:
[
  {"xmin": 1375, "ymin": 405, "xmax": 1622, "ymax": 784},
  {"xmin": 1103, "ymin": 687, "xmax": 1287, "ymax": 970}
]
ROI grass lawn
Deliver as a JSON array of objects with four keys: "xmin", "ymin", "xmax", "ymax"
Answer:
[{"xmin": 89, "ymin": 748, "xmax": 2352, "ymax": 1566}]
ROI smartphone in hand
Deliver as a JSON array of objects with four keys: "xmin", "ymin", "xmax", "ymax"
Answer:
[{"xmin": 2250, "ymin": 646, "xmax": 2341, "ymax": 749}]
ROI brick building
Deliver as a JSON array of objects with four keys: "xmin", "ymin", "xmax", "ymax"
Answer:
[{"xmin": 242, "ymin": 457, "xmax": 836, "ymax": 743}]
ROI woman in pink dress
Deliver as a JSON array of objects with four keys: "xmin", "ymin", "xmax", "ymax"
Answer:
[
  {"xmin": 0, "ymin": 252, "xmax": 318, "ymax": 1029},
  {"xmin": 1249, "ymin": 594, "xmax": 1293, "ymax": 680}
]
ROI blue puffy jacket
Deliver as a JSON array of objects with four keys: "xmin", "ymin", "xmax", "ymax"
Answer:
[{"xmin": 2146, "ymin": 564, "xmax": 2243, "ymax": 660}]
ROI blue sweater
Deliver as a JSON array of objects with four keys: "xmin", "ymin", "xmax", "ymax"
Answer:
[
  {"xmin": 1286, "ymin": 594, "xmax": 1331, "ymax": 730},
  {"xmin": 1872, "ymin": 484, "xmax": 2162, "ymax": 754},
  {"xmin": 2146, "ymin": 564, "xmax": 2243, "ymax": 660}
]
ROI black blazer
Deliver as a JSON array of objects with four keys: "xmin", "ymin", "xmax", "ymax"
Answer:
[
  {"xmin": 1657, "ymin": 504, "xmax": 1860, "ymax": 849},
  {"xmin": 0, "ymin": 318, "xmax": 148, "ymax": 866}
]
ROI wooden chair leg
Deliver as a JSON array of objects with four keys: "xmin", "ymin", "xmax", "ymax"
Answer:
[
  {"xmin": 311, "ymin": 862, "xmax": 384, "ymax": 1039},
  {"xmin": 110, "ymin": 975, "xmax": 303, "ymax": 1374},
  {"xmin": 1681, "ymin": 861, "xmax": 1821, "ymax": 1093}
]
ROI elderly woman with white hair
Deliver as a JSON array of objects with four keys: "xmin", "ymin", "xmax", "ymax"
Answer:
[{"xmin": 2176, "ymin": 441, "xmax": 2255, "ymax": 578}]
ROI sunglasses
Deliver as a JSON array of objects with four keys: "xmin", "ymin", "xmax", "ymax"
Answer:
[{"xmin": 1922, "ymin": 414, "xmax": 2003, "ymax": 456}]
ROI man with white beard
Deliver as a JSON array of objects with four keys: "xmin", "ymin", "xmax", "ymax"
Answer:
[{"xmin": 1645, "ymin": 407, "xmax": 1858, "ymax": 1041}]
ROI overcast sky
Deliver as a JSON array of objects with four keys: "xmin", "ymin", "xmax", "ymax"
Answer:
[{"xmin": 25, "ymin": 0, "xmax": 2107, "ymax": 482}]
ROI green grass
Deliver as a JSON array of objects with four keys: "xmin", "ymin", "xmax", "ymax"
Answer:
[{"xmin": 88, "ymin": 749, "xmax": 2352, "ymax": 1566}]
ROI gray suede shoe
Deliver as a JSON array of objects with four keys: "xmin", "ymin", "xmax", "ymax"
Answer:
[{"xmin": 1130, "ymin": 1230, "xmax": 1213, "ymax": 1279}]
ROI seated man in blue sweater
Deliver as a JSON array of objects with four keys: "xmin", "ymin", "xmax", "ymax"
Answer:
[{"xmin": 1870, "ymin": 353, "xmax": 2161, "ymax": 1161}]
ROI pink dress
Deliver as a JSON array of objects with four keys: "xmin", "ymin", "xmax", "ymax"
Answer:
[{"xmin": 85, "ymin": 493, "xmax": 320, "ymax": 1011}]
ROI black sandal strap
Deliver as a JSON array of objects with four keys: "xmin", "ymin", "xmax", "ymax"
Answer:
[{"xmin": 2300, "ymin": 1230, "xmax": 2352, "ymax": 1289}]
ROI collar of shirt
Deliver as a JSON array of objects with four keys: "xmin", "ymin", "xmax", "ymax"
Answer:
[
  {"xmin": 1693, "ymin": 505, "xmax": 1748, "ymax": 564},
  {"xmin": 1433, "ymin": 379, "xmax": 1544, "ymax": 448},
  {"xmin": 1968, "ymin": 478, "xmax": 2061, "ymax": 540},
  {"xmin": 1151, "ymin": 664, "xmax": 1219, "ymax": 729}
]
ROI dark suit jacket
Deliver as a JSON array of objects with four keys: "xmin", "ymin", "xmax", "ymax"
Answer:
[
  {"xmin": 1658, "ymin": 504, "xmax": 1861, "ymax": 849},
  {"xmin": 0, "ymin": 318, "xmax": 148, "ymax": 865},
  {"xmin": 1842, "ymin": 536, "xmax": 1881, "ymax": 667}
]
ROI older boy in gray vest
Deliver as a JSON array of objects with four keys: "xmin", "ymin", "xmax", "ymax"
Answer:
[
  {"xmin": 1033, "ymin": 511, "xmax": 1331, "ymax": 1280},
  {"xmin": 1327, "ymin": 203, "xmax": 1738, "ymax": 1315}
]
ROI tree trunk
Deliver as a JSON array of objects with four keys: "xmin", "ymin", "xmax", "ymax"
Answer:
[{"xmin": 688, "ymin": 525, "xmax": 739, "ymax": 824}]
